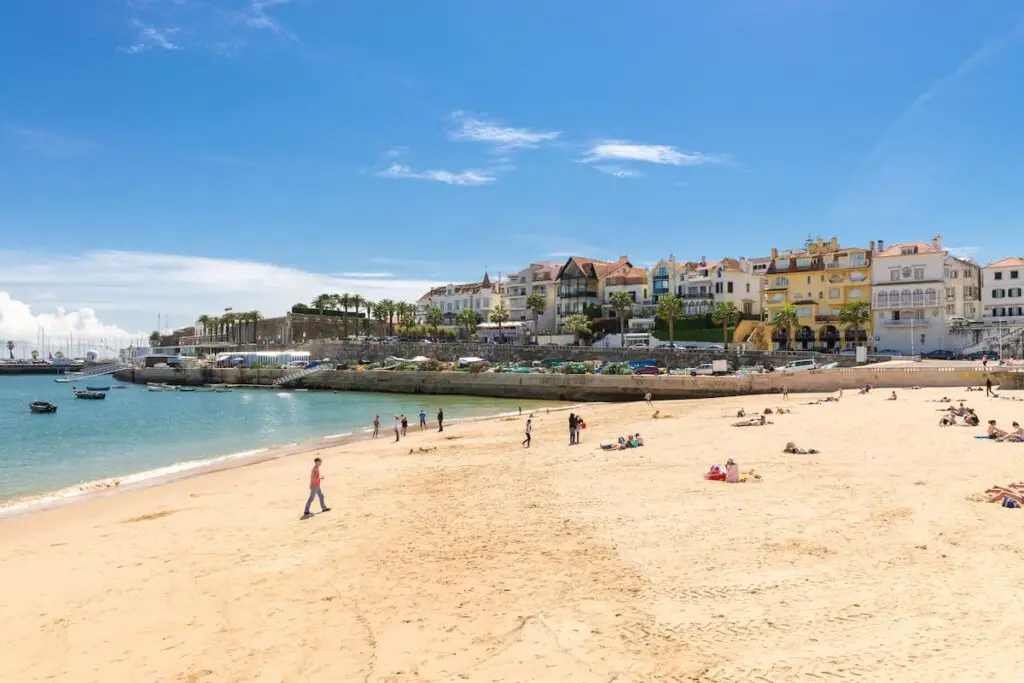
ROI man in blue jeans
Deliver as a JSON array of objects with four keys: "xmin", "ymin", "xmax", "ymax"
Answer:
[{"xmin": 303, "ymin": 457, "xmax": 330, "ymax": 518}]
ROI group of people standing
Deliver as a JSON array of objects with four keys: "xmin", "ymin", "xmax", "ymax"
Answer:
[
  {"xmin": 371, "ymin": 408, "xmax": 445, "ymax": 442},
  {"xmin": 523, "ymin": 411, "xmax": 587, "ymax": 448}
]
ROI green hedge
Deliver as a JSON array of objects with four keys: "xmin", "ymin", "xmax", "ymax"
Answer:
[{"xmin": 651, "ymin": 323, "xmax": 735, "ymax": 343}]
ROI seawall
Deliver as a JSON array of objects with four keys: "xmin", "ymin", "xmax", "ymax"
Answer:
[
  {"xmin": 114, "ymin": 366, "xmax": 1019, "ymax": 402},
  {"xmin": 0, "ymin": 364, "xmax": 86, "ymax": 375}
]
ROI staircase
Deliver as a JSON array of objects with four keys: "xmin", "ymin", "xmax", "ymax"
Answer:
[
  {"xmin": 273, "ymin": 365, "xmax": 326, "ymax": 387},
  {"xmin": 959, "ymin": 326, "xmax": 1024, "ymax": 356},
  {"xmin": 73, "ymin": 362, "xmax": 128, "ymax": 379}
]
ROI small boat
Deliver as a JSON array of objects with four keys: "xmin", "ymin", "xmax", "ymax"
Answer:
[
  {"xmin": 178, "ymin": 386, "xmax": 196, "ymax": 392},
  {"xmin": 85, "ymin": 385, "xmax": 111, "ymax": 392},
  {"xmin": 73, "ymin": 389, "xmax": 106, "ymax": 400},
  {"xmin": 214, "ymin": 388, "xmax": 232, "ymax": 393},
  {"xmin": 147, "ymin": 383, "xmax": 171, "ymax": 392},
  {"xmin": 29, "ymin": 401, "xmax": 57, "ymax": 413},
  {"xmin": 112, "ymin": 386, "xmax": 127, "ymax": 390}
]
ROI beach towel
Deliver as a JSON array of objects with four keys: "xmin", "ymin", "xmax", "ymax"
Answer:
[{"xmin": 975, "ymin": 435, "xmax": 994, "ymax": 440}]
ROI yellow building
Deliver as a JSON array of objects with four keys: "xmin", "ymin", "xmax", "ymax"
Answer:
[{"xmin": 762, "ymin": 237, "xmax": 874, "ymax": 351}]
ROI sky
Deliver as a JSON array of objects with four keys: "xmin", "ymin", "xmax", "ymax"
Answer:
[{"xmin": 2, "ymin": 0, "xmax": 1024, "ymax": 344}]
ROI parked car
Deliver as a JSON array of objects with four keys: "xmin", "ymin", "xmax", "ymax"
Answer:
[
  {"xmin": 778, "ymin": 358, "xmax": 818, "ymax": 374},
  {"xmin": 960, "ymin": 351, "xmax": 987, "ymax": 361},
  {"xmin": 922, "ymin": 349, "xmax": 956, "ymax": 360},
  {"xmin": 874, "ymin": 349, "xmax": 904, "ymax": 356},
  {"xmin": 687, "ymin": 360, "xmax": 729, "ymax": 376},
  {"xmin": 633, "ymin": 366, "xmax": 661, "ymax": 375}
]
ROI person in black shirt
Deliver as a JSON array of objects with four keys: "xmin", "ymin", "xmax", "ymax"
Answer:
[{"xmin": 568, "ymin": 413, "xmax": 577, "ymax": 445}]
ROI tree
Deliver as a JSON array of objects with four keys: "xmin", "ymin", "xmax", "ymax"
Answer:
[
  {"xmin": 337, "ymin": 293, "xmax": 354, "ymax": 339},
  {"xmin": 426, "ymin": 307, "xmax": 445, "ymax": 339},
  {"xmin": 197, "ymin": 314, "xmax": 212, "ymax": 339},
  {"xmin": 357, "ymin": 298, "xmax": 373, "ymax": 335},
  {"xmin": 837, "ymin": 300, "xmax": 870, "ymax": 349},
  {"xmin": 5, "ymin": 340, "xmax": 14, "ymax": 360},
  {"xmin": 562, "ymin": 313, "xmax": 592, "ymax": 346},
  {"xmin": 312, "ymin": 293, "xmax": 333, "ymax": 315},
  {"xmin": 490, "ymin": 303, "xmax": 511, "ymax": 343},
  {"xmin": 149, "ymin": 331, "xmax": 161, "ymax": 347},
  {"xmin": 378, "ymin": 299, "xmax": 397, "ymax": 336},
  {"xmin": 244, "ymin": 310, "xmax": 263, "ymax": 344},
  {"xmin": 397, "ymin": 303, "xmax": 417, "ymax": 335},
  {"xmin": 711, "ymin": 301, "xmax": 741, "ymax": 349},
  {"xmin": 655, "ymin": 294, "xmax": 684, "ymax": 345},
  {"xmin": 456, "ymin": 307, "xmax": 477, "ymax": 338},
  {"xmin": 31, "ymin": 349, "xmax": 39, "ymax": 361},
  {"xmin": 221, "ymin": 312, "xmax": 238, "ymax": 344},
  {"xmin": 771, "ymin": 303, "xmax": 799, "ymax": 350},
  {"xmin": 525, "ymin": 292, "xmax": 547, "ymax": 342},
  {"xmin": 609, "ymin": 291, "xmax": 634, "ymax": 347}
]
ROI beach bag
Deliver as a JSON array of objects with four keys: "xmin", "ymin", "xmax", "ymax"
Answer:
[{"xmin": 580, "ymin": 422, "xmax": 586, "ymax": 429}]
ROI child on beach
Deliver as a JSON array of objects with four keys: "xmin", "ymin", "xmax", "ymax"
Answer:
[
  {"xmin": 302, "ymin": 457, "xmax": 330, "ymax": 518},
  {"xmin": 372, "ymin": 415, "xmax": 380, "ymax": 438}
]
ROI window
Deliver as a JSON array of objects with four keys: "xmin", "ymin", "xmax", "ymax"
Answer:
[
  {"xmin": 900, "ymin": 289, "xmax": 912, "ymax": 306},
  {"xmin": 745, "ymin": 283, "xmax": 750, "ymax": 293},
  {"xmin": 714, "ymin": 282, "xmax": 723, "ymax": 294},
  {"xmin": 773, "ymin": 277, "xmax": 789, "ymax": 287},
  {"xmin": 877, "ymin": 291, "xmax": 889, "ymax": 307},
  {"xmin": 796, "ymin": 307, "xmax": 812, "ymax": 318},
  {"xmin": 993, "ymin": 289, "xmax": 1006, "ymax": 299},
  {"xmin": 944, "ymin": 267, "xmax": 951, "ymax": 279},
  {"xmin": 912, "ymin": 289, "xmax": 924, "ymax": 306},
  {"xmin": 727, "ymin": 282, "xmax": 734, "ymax": 293},
  {"xmin": 806, "ymin": 276, "xmax": 812, "ymax": 284},
  {"xmin": 1013, "ymin": 271, "xmax": 1020, "ymax": 279},
  {"xmin": 913, "ymin": 268, "xmax": 924, "ymax": 280},
  {"xmin": 925, "ymin": 288, "xmax": 938, "ymax": 305},
  {"xmin": 951, "ymin": 270, "xmax": 958, "ymax": 279},
  {"xmin": 849, "ymin": 288, "xmax": 864, "ymax": 298},
  {"xmin": 995, "ymin": 272, "xmax": 1004, "ymax": 280},
  {"xmin": 829, "ymin": 288, "xmax": 840, "ymax": 298},
  {"xmin": 890, "ymin": 270, "xmax": 900, "ymax": 282},
  {"xmin": 1010, "ymin": 288, "xmax": 1023, "ymax": 298},
  {"xmin": 658, "ymin": 267, "xmax": 667, "ymax": 277},
  {"xmin": 849, "ymin": 253, "xmax": 865, "ymax": 266}
]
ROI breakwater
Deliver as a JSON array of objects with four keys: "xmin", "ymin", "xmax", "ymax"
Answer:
[
  {"xmin": 115, "ymin": 366, "xmax": 1014, "ymax": 402},
  {"xmin": 295, "ymin": 341, "xmax": 868, "ymax": 368},
  {"xmin": 0, "ymin": 363, "xmax": 85, "ymax": 375}
]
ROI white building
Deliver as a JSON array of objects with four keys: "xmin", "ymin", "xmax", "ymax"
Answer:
[
  {"xmin": 506, "ymin": 262, "xmax": 559, "ymax": 333},
  {"xmin": 602, "ymin": 266, "xmax": 649, "ymax": 314},
  {"xmin": 871, "ymin": 236, "xmax": 981, "ymax": 354},
  {"xmin": 648, "ymin": 256, "xmax": 686, "ymax": 302},
  {"xmin": 981, "ymin": 257, "xmax": 1024, "ymax": 325},
  {"xmin": 680, "ymin": 257, "xmax": 763, "ymax": 317},
  {"xmin": 415, "ymin": 273, "xmax": 505, "ymax": 326}
]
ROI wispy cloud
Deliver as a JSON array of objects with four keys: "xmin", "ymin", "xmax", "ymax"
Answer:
[
  {"xmin": 235, "ymin": 0, "xmax": 297, "ymax": 38},
  {"xmin": 369, "ymin": 257, "xmax": 434, "ymax": 266},
  {"xmin": 376, "ymin": 163, "xmax": 496, "ymax": 186},
  {"xmin": 947, "ymin": 246, "xmax": 981, "ymax": 258},
  {"xmin": 2, "ymin": 126, "xmax": 97, "ymax": 157},
  {"xmin": 384, "ymin": 147, "xmax": 408, "ymax": 158},
  {"xmin": 581, "ymin": 140, "xmax": 724, "ymax": 166},
  {"xmin": 119, "ymin": 20, "xmax": 181, "ymax": 53},
  {"xmin": 448, "ymin": 111, "xmax": 560, "ymax": 151},
  {"xmin": 0, "ymin": 249, "xmax": 441, "ymax": 341},
  {"xmin": 594, "ymin": 165, "xmax": 642, "ymax": 178}
]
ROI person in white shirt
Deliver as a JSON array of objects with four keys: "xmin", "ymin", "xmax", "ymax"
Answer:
[
  {"xmin": 393, "ymin": 415, "xmax": 401, "ymax": 442},
  {"xmin": 522, "ymin": 418, "xmax": 532, "ymax": 448}
]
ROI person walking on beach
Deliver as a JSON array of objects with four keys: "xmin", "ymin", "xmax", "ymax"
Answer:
[
  {"xmin": 401, "ymin": 414, "xmax": 408, "ymax": 437},
  {"xmin": 986, "ymin": 376, "xmax": 994, "ymax": 397},
  {"xmin": 394, "ymin": 415, "xmax": 401, "ymax": 442},
  {"xmin": 782, "ymin": 385, "xmax": 790, "ymax": 400},
  {"xmin": 372, "ymin": 415, "xmax": 380, "ymax": 438},
  {"xmin": 419, "ymin": 409, "xmax": 427, "ymax": 431},
  {"xmin": 302, "ymin": 457, "xmax": 330, "ymax": 518},
  {"xmin": 437, "ymin": 407, "xmax": 444, "ymax": 432},
  {"xmin": 568, "ymin": 413, "xmax": 577, "ymax": 445},
  {"xmin": 644, "ymin": 392, "xmax": 653, "ymax": 407},
  {"xmin": 523, "ymin": 418, "xmax": 532, "ymax": 448}
]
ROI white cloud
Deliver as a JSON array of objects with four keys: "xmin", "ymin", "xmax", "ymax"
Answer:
[
  {"xmin": 376, "ymin": 163, "xmax": 496, "ymax": 186},
  {"xmin": 0, "ymin": 250, "xmax": 442, "ymax": 343},
  {"xmin": 119, "ymin": 20, "xmax": 181, "ymax": 53},
  {"xmin": 0, "ymin": 292, "xmax": 138, "ymax": 346},
  {"xmin": 448, "ymin": 111, "xmax": 560, "ymax": 151},
  {"xmin": 2, "ymin": 126, "xmax": 97, "ymax": 157},
  {"xmin": 594, "ymin": 165, "xmax": 642, "ymax": 178},
  {"xmin": 581, "ymin": 140, "xmax": 723, "ymax": 166},
  {"xmin": 236, "ymin": 0, "xmax": 296, "ymax": 36}
]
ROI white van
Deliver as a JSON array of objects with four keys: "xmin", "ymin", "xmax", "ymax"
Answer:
[{"xmin": 779, "ymin": 358, "xmax": 817, "ymax": 373}]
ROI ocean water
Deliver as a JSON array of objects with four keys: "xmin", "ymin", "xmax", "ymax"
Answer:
[{"xmin": 0, "ymin": 375, "xmax": 560, "ymax": 507}]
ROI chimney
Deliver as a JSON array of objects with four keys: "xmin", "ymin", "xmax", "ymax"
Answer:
[
  {"xmin": 870, "ymin": 240, "xmax": 875, "ymax": 252},
  {"xmin": 932, "ymin": 234, "xmax": 942, "ymax": 250},
  {"xmin": 877, "ymin": 240, "xmax": 885, "ymax": 253}
]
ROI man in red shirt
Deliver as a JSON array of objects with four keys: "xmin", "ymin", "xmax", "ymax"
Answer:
[{"xmin": 303, "ymin": 457, "xmax": 330, "ymax": 518}]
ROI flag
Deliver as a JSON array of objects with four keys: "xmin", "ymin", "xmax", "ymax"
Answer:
[{"xmin": 224, "ymin": 306, "xmax": 233, "ymax": 312}]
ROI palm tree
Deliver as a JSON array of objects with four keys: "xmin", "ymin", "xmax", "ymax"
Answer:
[
  {"xmin": 246, "ymin": 310, "xmax": 264, "ymax": 344},
  {"xmin": 357, "ymin": 298, "xmax": 373, "ymax": 335},
  {"xmin": 525, "ymin": 292, "xmax": 547, "ymax": 342},
  {"xmin": 197, "ymin": 314, "xmax": 212, "ymax": 340},
  {"xmin": 456, "ymin": 307, "xmax": 477, "ymax": 338},
  {"xmin": 426, "ymin": 307, "xmax": 445, "ymax": 339},
  {"xmin": 490, "ymin": 303, "xmax": 511, "ymax": 343},
  {"xmin": 559, "ymin": 313, "xmax": 589, "ymax": 346},
  {"xmin": 837, "ymin": 300, "xmax": 871, "ymax": 350},
  {"xmin": 373, "ymin": 301, "xmax": 389, "ymax": 335},
  {"xmin": 312, "ymin": 293, "xmax": 333, "ymax": 316},
  {"xmin": 5, "ymin": 340, "xmax": 14, "ymax": 360},
  {"xmin": 337, "ymin": 293, "xmax": 354, "ymax": 339},
  {"xmin": 609, "ymin": 291, "xmax": 634, "ymax": 347},
  {"xmin": 711, "ymin": 301, "xmax": 741, "ymax": 350},
  {"xmin": 378, "ymin": 299, "xmax": 397, "ymax": 336},
  {"xmin": 349, "ymin": 295, "xmax": 366, "ymax": 337},
  {"xmin": 771, "ymin": 303, "xmax": 799, "ymax": 350},
  {"xmin": 655, "ymin": 294, "xmax": 684, "ymax": 345},
  {"xmin": 397, "ymin": 303, "xmax": 417, "ymax": 336},
  {"xmin": 220, "ymin": 312, "xmax": 238, "ymax": 344}
]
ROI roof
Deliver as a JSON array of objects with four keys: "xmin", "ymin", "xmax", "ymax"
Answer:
[
  {"xmin": 605, "ymin": 267, "xmax": 648, "ymax": 286},
  {"xmin": 985, "ymin": 256, "xmax": 1024, "ymax": 269},
  {"xmin": 875, "ymin": 241, "xmax": 942, "ymax": 257},
  {"xmin": 556, "ymin": 255, "xmax": 631, "ymax": 281}
]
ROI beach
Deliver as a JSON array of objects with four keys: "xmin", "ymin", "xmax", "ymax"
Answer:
[{"xmin": 3, "ymin": 387, "xmax": 1024, "ymax": 681}]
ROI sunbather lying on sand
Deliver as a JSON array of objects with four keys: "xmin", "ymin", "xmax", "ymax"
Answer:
[
  {"xmin": 986, "ymin": 485, "xmax": 1024, "ymax": 504},
  {"xmin": 733, "ymin": 415, "xmax": 771, "ymax": 427},
  {"xmin": 783, "ymin": 441, "xmax": 819, "ymax": 454},
  {"xmin": 600, "ymin": 434, "xmax": 644, "ymax": 450}
]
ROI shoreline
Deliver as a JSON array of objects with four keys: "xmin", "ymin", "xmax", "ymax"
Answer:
[{"xmin": 0, "ymin": 401, "xmax": 584, "ymax": 522}]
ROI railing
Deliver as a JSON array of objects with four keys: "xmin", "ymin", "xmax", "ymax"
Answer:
[
  {"xmin": 273, "ymin": 365, "xmax": 327, "ymax": 387},
  {"xmin": 74, "ymin": 362, "xmax": 129, "ymax": 378},
  {"xmin": 815, "ymin": 315, "xmax": 839, "ymax": 322},
  {"xmin": 883, "ymin": 318, "xmax": 930, "ymax": 327},
  {"xmin": 959, "ymin": 325, "xmax": 1024, "ymax": 355}
]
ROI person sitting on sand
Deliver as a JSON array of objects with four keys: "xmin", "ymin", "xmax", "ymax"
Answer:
[
  {"xmin": 886, "ymin": 391, "xmax": 897, "ymax": 401},
  {"xmin": 634, "ymin": 433, "xmax": 644, "ymax": 447},
  {"xmin": 998, "ymin": 422, "xmax": 1024, "ymax": 442},
  {"xmin": 736, "ymin": 408, "xmax": 746, "ymax": 418},
  {"xmin": 939, "ymin": 413, "xmax": 958, "ymax": 427},
  {"xmin": 987, "ymin": 420, "xmax": 1009, "ymax": 439},
  {"xmin": 859, "ymin": 384, "xmax": 871, "ymax": 394},
  {"xmin": 964, "ymin": 410, "xmax": 980, "ymax": 427},
  {"xmin": 783, "ymin": 441, "xmax": 819, "ymax": 454}
]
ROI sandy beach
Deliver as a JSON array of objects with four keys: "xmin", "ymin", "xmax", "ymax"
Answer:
[{"xmin": 4, "ymin": 387, "xmax": 1024, "ymax": 682}]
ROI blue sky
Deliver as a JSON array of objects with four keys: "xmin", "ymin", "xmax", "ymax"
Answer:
[{"xmin": 1, "ymin": 0, "xmax": 1023, "ymax": 339}]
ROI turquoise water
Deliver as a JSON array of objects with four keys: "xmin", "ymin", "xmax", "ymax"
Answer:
[{"xmin": 0, "ymin": 375, "xmax": 558, "ymax": 506}]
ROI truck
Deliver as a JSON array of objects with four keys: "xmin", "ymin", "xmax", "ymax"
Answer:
[{"xmin": 687, "ymin": 359, "xmax": 729, "ymax": 376}]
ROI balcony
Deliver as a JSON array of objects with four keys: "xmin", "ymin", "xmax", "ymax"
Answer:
[
  {"xmin": 883, "ymin": 318, "xmax": 931, "ymax": 327},
  {"xmin": 815, "ymin": 315, "xmax": 839, "ymax": 323},
  {"xmin": 682, "ymin": 292, "xmax": 714, "ymax": 300}
]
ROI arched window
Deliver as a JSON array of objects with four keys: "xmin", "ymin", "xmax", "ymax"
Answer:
[
  {"xmin": 877, "ymin": 290, "xmax": 889, "ymax": 307},
  {"xmin": 912, "ymin": 289, "xmax": 924, "ymax": 306},
  {"xmin": 900, "ymin": 289, "xmax": 912, "ymax": 306},
  {"xmin": 924, "ymin": 288, "xmax": 937, "ymax": 306}
]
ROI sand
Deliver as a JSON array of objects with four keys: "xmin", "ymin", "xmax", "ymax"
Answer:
[{"xmin": 3, "ymin": 387, "xmax": 1024, "ymax": 682}]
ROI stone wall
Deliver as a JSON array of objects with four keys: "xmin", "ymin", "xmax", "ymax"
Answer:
[
  {"xmin": 115, "ymin": 366, "xmax": 1016, "ymax": 402},
  {"xmin": 296, "ymin": 340, "xmax": 867, "ymax": 368}
]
